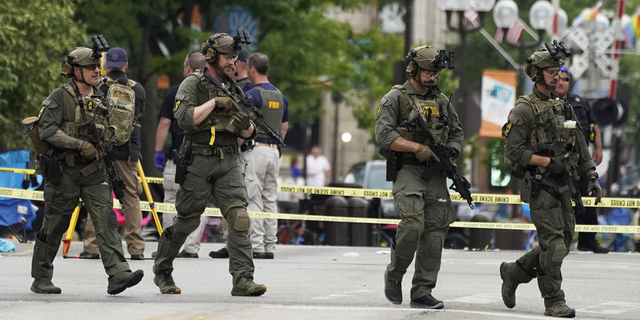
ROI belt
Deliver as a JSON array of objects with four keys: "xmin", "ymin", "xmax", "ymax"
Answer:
[
  {"xmin": 255, "ymin": 142, "xmax": 278, "ymax": 148},
  {"xmin": 191, "ymin": 145, "xmax": 237, "ymax": 156}
]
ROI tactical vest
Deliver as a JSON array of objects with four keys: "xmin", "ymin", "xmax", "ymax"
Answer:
[
  {"xmin": 59, "ymin": 82, "xmax": 111, "ymax": 141},
  {"xmin": 393, "ymin": 85, "xmax": 449, "ymax": 145},
  {"xmin": 253, "ymin": 86, "xmax": 284, "ymax": 141},
  {"xmin": 184, "ymin": 71, "xmax": 239, "ymax": 147},
  {"xmin": 517, "ymin": 94, "xmax": 579, "ymax": 172}
]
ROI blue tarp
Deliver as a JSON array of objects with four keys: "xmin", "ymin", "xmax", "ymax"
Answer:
[{"xmin": 0, "ymin": 150, "xmax": 38, "ymax": 230}]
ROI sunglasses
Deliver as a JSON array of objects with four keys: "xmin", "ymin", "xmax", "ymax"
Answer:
[
  {"xmin": 559, "ymin": 77, "xmax": 570, "ymax": 82},
  {"xmin": 81, "ymin": 64, "xmax": 100, "ymax": 71}
]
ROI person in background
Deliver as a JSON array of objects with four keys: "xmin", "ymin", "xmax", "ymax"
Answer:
[
  {"xmin": 555, "ymin": 66, "xmax": 608, "ymax": 254},
  {"xmin": 305, "ymin": 146, "xmax": 330, "ymax": 187}
]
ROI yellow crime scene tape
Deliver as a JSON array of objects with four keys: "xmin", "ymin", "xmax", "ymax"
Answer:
[
  {"xmin": 3, "ymin": 167, "xmax": 638, "ymax": 208},
  {"xmin": 2, "ymin": 186, "xmax": 639, "ymax": 234}
]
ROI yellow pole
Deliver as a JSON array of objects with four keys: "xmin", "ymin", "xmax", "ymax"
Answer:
[
  {"xmin": 62, "ymin": 200, "xmax": 82, "ymax": 257},
  {"xmin": 138, "ymin": 160, "xmax": 163, "ymax": 235}
]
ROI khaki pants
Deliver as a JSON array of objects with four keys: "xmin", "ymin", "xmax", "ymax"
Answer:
[
  {"xmin": 84, "ymin": 160, "xmax": 144, "ymax": 255},
  {"xmin": 243, "ymin": 146, "xmax": 280, "ymax": 253}
]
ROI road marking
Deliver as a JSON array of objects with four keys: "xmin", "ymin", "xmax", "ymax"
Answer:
[
  {"xmin": 138, "ymin": 311, "xmax": 191, "ymax": 320},
  {"xmin": 183, "ymin": 313, "xmax": 224, "ymax": 319},
  {"xmin": 577, "ymin": 301, "xmax": 640, "ymax": 315},
  {"xmin": 445, "ymin": 293, "xmax": 502, "ymax": 304},
  {"xmin": 260, "ymin": 305, "xmax": 551, "ymax": 319},
  {"xmin": 311, "ymin": 290, "xmax": 374, "ymax": 300}
]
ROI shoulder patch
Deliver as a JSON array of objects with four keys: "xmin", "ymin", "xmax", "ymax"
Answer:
[
  {"xmin": 575, "ymin": 97, "xmax": 580, "ymax": 102},
  {"xmin": 508, "ymin": 113, "xmax": 519, "ymax": 124},
  {"xmin": 380, "ymin": 96, "xmax": 388, "ymax": 106},
  {"xmin": 42, "ymin": 99, "xmax": 51, "ymax": 107},
  {"xmin": 176, "ymin": 93, "xmax": 186, "ymax": 101},
  {"xmin": 502, "ymin": 121, "xmax": 513, "ymax": 137}
]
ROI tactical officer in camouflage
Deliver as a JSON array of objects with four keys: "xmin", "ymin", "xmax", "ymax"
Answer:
[
  {"xmin": 30, "ymin": 46, "xmax": 144, "ymax": 295},
  {"xmin": 152, "ymin": 33, "xmax": 266, "ymax": 297},
  {"xmin": 375, "ymin": 45, "xmax": 463, "ymax": 309},
  {"xmin": 500, "ymin": 47, "xmax": 602, "ymax": 318}
]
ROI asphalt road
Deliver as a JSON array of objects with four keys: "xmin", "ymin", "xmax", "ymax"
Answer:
[{"xmin": 1, "ymin": 240, "xmax": 639, "ymax": 320}]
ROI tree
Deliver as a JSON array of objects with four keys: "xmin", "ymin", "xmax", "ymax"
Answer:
[
  {"xmin": 0, "ymin": 0, "xmax": 85, "ymax": 153},
  {"xmin": 73, "ymin": 0, "xmax": 404, "ymax": 172}
]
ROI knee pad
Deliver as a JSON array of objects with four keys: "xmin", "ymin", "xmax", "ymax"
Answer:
[
  {"xmin": 52, "ymin": 215, "xmax": 71, "ymax": 234},
  {"xmin": 550, "ymin": 241, "xmax": 567, "ymax": 265},
  {"xmin": 397, "ymin": 220, "xmax": 422, "ymax": 243},
  {"xmin": 230, "ymin": 209, "xmax": 250, "ymax": 231},
  {"xmin": 104, "ymin": 207, "xmax": 118, "ymax": 228}
]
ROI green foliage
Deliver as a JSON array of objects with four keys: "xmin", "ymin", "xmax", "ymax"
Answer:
[
  {"xmin": 0, "ymin": 0, "xmax": 85, "ymax": 152},
  {"xmin": 481, "ymin": 137, "xmax": 509, "ymax": 182},
  {"xmin": 462, "ymin": 133, "xmax": 479, "ymax": 175}
]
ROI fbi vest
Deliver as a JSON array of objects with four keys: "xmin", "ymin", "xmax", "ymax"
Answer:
[
  {"xmin": 253, "ymin": 86, "xmax": 284, "ymax": 142},
  {"xmin": 392, "ymin": 85, "xmax": 449, "ymax": 145}
]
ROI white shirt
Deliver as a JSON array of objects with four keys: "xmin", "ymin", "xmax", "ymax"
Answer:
[{"xmin": 306, "ymin": 154, "xmax": 331, "ymax": 187}]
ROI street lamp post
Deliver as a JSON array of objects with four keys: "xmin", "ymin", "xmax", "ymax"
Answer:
[
  {"xmin": 493, "ymin": 0, "xmax": 556, "ymax": 97},
  {"xmin": 437, "ymin": 0, "xmax": 496, "ymax": 136}
]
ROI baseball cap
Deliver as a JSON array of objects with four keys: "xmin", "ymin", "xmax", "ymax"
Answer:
[
  {"xmin": 105, "ymin": 47, "xmax": 128, "ymax": 68},
  {"xmin": 238, "ymin": 48, "xmax": 250, "ymax": 62}
]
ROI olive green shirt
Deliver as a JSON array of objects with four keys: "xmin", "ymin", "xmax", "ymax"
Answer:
[
  {"xmin": 374, "ymin": 80, "xmax": 463, "ymax": 153},
  {"xmin": 504, "ymin": 85, "xmax": 596, "ymax": 172}
]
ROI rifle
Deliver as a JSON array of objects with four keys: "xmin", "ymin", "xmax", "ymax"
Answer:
[
  {"xmin": 406, "ymin": 113, "xmax": 474, "ymax": 209},
  {"xmin": 202, "ymin": 71, "xmax": 285, "ymax": 146},
  {"xmin": 77, "ymin": 106, "xmax": 126, "ymax": 207},
  {"xmin": 536, "ymin": 112, "xmax": 585, "ymax": 214}
]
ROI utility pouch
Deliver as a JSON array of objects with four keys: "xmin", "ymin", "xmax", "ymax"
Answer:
[
  {"xmin": 40, "ymin": 154, "xmax": 62, "ymax": 185},
  {"xmin": 80, "ymin": 162, "xmax": 100, "ymax": 178},
  {"xmin": 22, "ymin": 117, "xmax": 50, "ymax": 155}
]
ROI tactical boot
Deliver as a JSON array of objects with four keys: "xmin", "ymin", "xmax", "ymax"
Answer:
[
  {"xmin": 544, "ymin": 303, "xmax": 576, "ymax": 318},
  {"xmin": 107, "ymin": 269, "xmax": 144, "ymax": 295},
  {"xmin": 209, "ymin": 247, "xmax": 229, "ymax": 259},
  {"xmin": 384, "ymin": 279, "xmax": 402, "ymax": 305},
  {"xmin": 154, "ymin": 270, "xmax": 181, "ymax": 294},
  {"xmin": 30, "ymin": 280, "xmax": 61, "ymax": 294},
  {"xmin": 410, "ymin": 294, "xmax": 444, "ymax": 309},
  {"xmin": 231, "ymin": 277, "xmax": 267, "ymax": 296},
  {"xmin": 500, "ymin": 261, "xmax": 533, "ymax": 309}
]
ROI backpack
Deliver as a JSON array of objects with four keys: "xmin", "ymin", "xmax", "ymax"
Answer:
[{"xmin": 103, "ymin": 77, "xmax": 137, "ymax": 146}]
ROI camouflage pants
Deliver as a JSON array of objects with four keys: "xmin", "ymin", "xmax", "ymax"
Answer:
[
  {"xmin": 31, "ymin": 161, "xmax": 131, "ymax": 282},
  {"xmin": 385, "ymin": 164, "xmax": 456, "ymax": 300}
]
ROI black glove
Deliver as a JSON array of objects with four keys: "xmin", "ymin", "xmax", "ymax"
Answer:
[
  {"xmin": 588, "ymin": 178, "xmax": 603, "ymax": 205},
  {"xmin": 547, "ymin": 155, "xmax": 569, "ymax": 174}
]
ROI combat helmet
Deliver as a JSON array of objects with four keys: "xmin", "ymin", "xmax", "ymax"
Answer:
[
  {"xmin": 406, "ymin": 45, "xmax": 442, "ymax": 77},
  {"xmin": 61, "ymin": 47, "xmax": 101, "ymax": 78},
  {"xmin": 201, "ymin": 33, "xmax": 239, "ymax": 65},
  {"xmin": 525, "ymin": 48, "xmax": 564, "ymax": 83}
]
